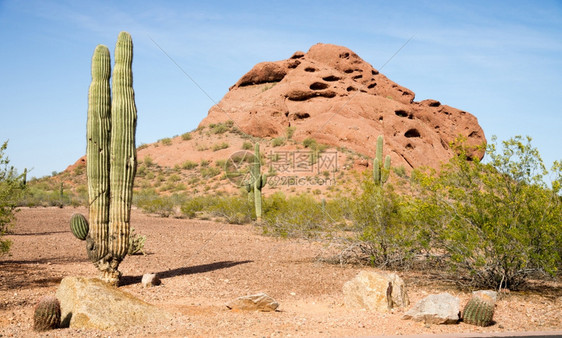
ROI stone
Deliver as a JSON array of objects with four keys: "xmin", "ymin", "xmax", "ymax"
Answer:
[
  {"xmin": 142, "ymin": 273, "xmax": 161, "ymax": 288},
  {"xmin": 342, "ymin": 270, "xmax": 409, "ymax": 312},
  {"xmin": 403, "ymin": 292, "xmax": 460, "ymax": 324},
  {"xmin": 471, "ymin": 290, "xmax": 497, "ymax": 304},
  {"xmin": 199, "ymin": 43, "xmax": 486, "ymax": 171},
  {"xmin": 226, "ymin": 292, "xmax": 279, "ymax": 312},
  {"xmin": 56, "ymin": 276, "xmax": 171, "ymax": 330}
]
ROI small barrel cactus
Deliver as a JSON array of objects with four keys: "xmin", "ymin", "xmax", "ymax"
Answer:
[
  {"xmin": 462, "ymin": 292, "xmax": 496, "ymax": 327},
  {"xmin": 70, "ymin": 213, "xmax": 89, "ymax": 240},
  {"xmin": 33, "ymin": 296, "xmax": 61, "ymax": 331}
]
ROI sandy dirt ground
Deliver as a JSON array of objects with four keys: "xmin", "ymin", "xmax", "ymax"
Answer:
[{"xmin": 1, "ymin": 207, "xmax": 561, "ymax": 337}]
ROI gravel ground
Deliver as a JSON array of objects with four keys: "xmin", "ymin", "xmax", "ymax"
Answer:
[{"xmin": 1, "ymin": 207, "xmax": 561, "ymax": 337}]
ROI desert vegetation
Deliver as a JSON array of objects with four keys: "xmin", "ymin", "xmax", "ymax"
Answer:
[{"xmin": 11, "ymin": 134, "xmax": 561, "ymax": 290}]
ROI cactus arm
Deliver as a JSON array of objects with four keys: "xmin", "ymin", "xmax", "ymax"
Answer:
[
  {"xmin": 86, "ymin": 44, "xmax": 111, "ymax": 266},
  {"xmin": 382, "ymin": 155, "xmax": 391, "ymax": 183},
  {"xmin": 109, "ymin": 31, "xmax": 137, "ymax": 275},
  {"xmin": 376, "ymin": 135, "xmax": 383, "ymax": 164},
  {"xmin": 373, "ymin": 157, "xmax": 381, "ymax": 184}
]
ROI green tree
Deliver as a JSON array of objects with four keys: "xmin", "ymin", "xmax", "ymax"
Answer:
[
  {"xmin": 353, "ymin": 176, "xmax": 423, "ymax": 268},
  {"xmin": 0, "ymin": 141, "xmax": 26, "ymax": 255},
  {"xmin": 412, "ymin": 136, "xmax": 562, "ymax": 289}
]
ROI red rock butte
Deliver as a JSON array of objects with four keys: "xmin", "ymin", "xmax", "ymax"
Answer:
[{"xmin": 199, "ymin": 43, "xmax": 486, "ymax": 170}]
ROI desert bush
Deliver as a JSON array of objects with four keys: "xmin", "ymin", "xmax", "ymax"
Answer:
[
  {"xmin": 181, "ymin": 132, "xmax": 192, "ymax": 141},
  {"xmin": 0, "ymin": 141, "xmax": 26, "ymax": 255},
  {"xmin": 160, "ymin": 138, "xmax": 172, "ymax": 146},
  {"xmin": 352, "ymin": 176, "xmax": 423, "ymax": 268},
  {"xmin": 212, "ymin": 142, "xmax": 229, "ymax": 151},
  {"xmin": 242, "ymin": 141, "xmax": 253, "ymax": 150},
  {"xmin": 134, "ymin": 189, "xmax": 175, "ymax": 217},
  {"xmin": 181, "ymin": 160, "xmax": 198, "ymax": 170},
  {"xmin": 410, "ymin": 136, "xmax": 562, "ymax": 289},
  {"xmin": 272, "ymin": 137, "xmax": 286, "ymax": 147},
  {"xmin": 261, "ymin": 193, "xmax": 336, "ymax": 238}
]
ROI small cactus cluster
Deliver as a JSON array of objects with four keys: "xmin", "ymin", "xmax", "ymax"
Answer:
[
  {"xmin": 33, "ymin": 296, "xmax": 61, "ymax": 332},
  {"xmin": 462, "ymin": 290, "xmax": 497, "ymax": 327},
  {"xmin": 245, "ymin": 143, "xmax": 267, "ymax": 221},
  {"xmin": 71, "ymin": 31, "xmax": 137, "ymax": 285},
  {"xmin": 70, "ymin": 213, "xmax": 89, "ymax": 240},
  {"xmin": 373, "ymin": 135, "xmax": 391, "ymax": 185}
]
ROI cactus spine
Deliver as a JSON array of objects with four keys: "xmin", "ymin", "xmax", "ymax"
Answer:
[
  {"xmin": 373, "ymin": 135, "xmax": 391, "ymax": 185},
  {"xmin": 85, "ymin": 32, "xmax": 136, "ymax": 285},
  {"xmin": 70, "ymin": 213, "xmax": 89, "ymax": 240},
  {"xmin": 462, "ymin": 292, "xmax": 496, "ymax": 327},
  {"xmin": 250, "ymin": 143, "xmax": 267, "ymax": 221},
  {"xmin": 33, "ymin": 296, "xmax": 61, "ymax": 331}
]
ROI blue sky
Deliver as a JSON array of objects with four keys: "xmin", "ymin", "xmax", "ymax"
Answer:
[{"xmin": 0, "ymin": 0, "xmax": 561, "ymax": 178}]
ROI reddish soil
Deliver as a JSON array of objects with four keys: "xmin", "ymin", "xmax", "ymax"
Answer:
[{"xmin": 1, "ymin": 207, "xmax": 561, "ymax": 337}]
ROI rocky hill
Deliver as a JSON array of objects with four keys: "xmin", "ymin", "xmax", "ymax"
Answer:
[{"xmin": 200, "ymin": 43, "xmax": 486, "ymax": 170}]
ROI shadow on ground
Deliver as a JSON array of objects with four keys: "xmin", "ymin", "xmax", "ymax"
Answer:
[{"xmin": 120, "ymin": 260, "xmax": 253, "ymax": 286}]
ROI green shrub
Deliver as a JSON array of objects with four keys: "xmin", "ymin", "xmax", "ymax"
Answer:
[
  {"xmin": 302, "ymin": 138, "xmax": 317, "ymax": 149},
  {"xmin": 212, "ymin": 142, "xmax": 229, "ymax": 151},
  {"xmin": 134, "ymin": 189, "xmax": 175, "ymax": 217},
  {"xmin": 0, "ymin": 141, "xmax": 26, "ymax": 255},
  {"xmin": 352, "ymin": 177, "xmax": 422, "ymax": 268},
  {"xmin": 272, "ymin": 137, "xmax": 286, "ymax": 147},
  {"xmin": 286, "ymin": 126, "xmax": 296, "ymax": 140},
  {"xmin": 261, "ymin": 193, "xmax": 335, "ymax": 238},
  {"xmin": 181, "ymin": 160, "xmax": 198, "ymax": 170},
  {"xmin": 181, "ymin": 132, "xmax": 193, "ymax": 141},
  {"xmin": 160, "ymin": 138, "xmax": 172, "ymax": 146},
  {"xmin": 242, "ymin": 141, "xmax": 253, "ymax": 150},
  {"xmin": 410, "ymin": 136, "xmax": 562, "ymax": 289}
]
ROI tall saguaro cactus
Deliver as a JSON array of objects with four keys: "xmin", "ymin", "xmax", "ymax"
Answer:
[
  {"xmin": 373, "ymin": 135, "xmax": 391, "ymax": 185},
  {"xmin": 85, "ymin": 32, "xmax": 137, "ymax": 285},
  {"xmin": 108, "ymin": 31, "xmax": 137, "ymax": 278},
  {"xmin": 250, "ymin": 143, "xmax": 267, "ymax": 221},
  {"xmin": 86, "ymin": 44, "xmax": 111, "ymax": 271}
]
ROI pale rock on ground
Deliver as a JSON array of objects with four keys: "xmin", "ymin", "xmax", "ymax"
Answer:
[
  {"xmin": 226, "ymin": 292, "xmax": 279, "ymax": 312},
  {"xmin": 403, "ymin": 292, "xmax": 461, "ymax": 324},
  {"xmin": 343, "ymin": 270, "xmax": 409, "ymax": 312},
  {"xmin": 56, "ymin": 276, "xmax": 171, "ymax": 330},
  {"xmin": 142, "ymin": 273, "xmax": 161, "ymax": 288}
]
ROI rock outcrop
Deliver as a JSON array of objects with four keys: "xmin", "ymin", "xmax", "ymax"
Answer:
[{"xmin": 200, "ymin": 43, "xmax": 486, "ymax": 170}]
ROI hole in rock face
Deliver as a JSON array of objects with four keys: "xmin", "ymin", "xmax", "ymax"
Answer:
[
  {"xmin": 405, "ymin": 129, "xmax": 421, "ymax": 138},
  {"xmin": 346, "ymin": 86, "xmax": 357, "ymax": 92},
  {"xmin": 395, "ymin": 110, "xmax": 408, "ymax": 118},
  {"xmin": 309, "ymin": 82, "xmax": 329, "ymax": 90},
  {"xmin": 367, "ymin": 83, "xmax": 376, "ymax": 89},
  {"xmin": 406, "ymin": 143, "xmax": 414, "ymax": 150},
  {"xmin": 304, "ymin": 67, "xmax": 316, "ymax": 72},
  {"xmin": 344, "ymin": 69, "xmax": 354, "ymax": 73},
  {"xmin": 294, "ymin": 112, "xmax": 310, "ymax": 119},
  {"xmin": 371, "ymin": 69, "xmax": 379, "ymax": 75},
  {"xmin": 322, "ymin": 75, "xmax": 341, "ymax": 82},
  {"xmin": 352, "ymin": 74, "xmax": 363, "ymax": 80},
  {"xmin": 287, "ymin": 60, "xmax": 300, "ymax": 69},
  {"xmin": 468, "ymin": 131, "xmax": 479, "ymax": 138},
  {"xmin": 379, "ymin": 116, "xmax": 384, "ymax": 121},
  {"xmin": 340, "ymin": 52, "xmax": 350, "ymax": 59}
]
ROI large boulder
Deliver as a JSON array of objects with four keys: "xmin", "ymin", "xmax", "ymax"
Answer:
[
  {"xmin": 200, "ymin": 43, "xmax": 486, "ymax": 170},
  {"xmin": 342, "ymin": 270, "xmax": 409, "ymax": 312},
  {"xmin": 403, "ymin": 292, "xmax": 460, "ymax": 324},
  {"xmin": 56, "ymin": 276, "xmax": 171, "ymax": 330}
]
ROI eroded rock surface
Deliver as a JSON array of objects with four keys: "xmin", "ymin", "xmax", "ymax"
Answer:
[{"xmin": 200, "ymin": 43, "xmax": 486, "ymax": 170}]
